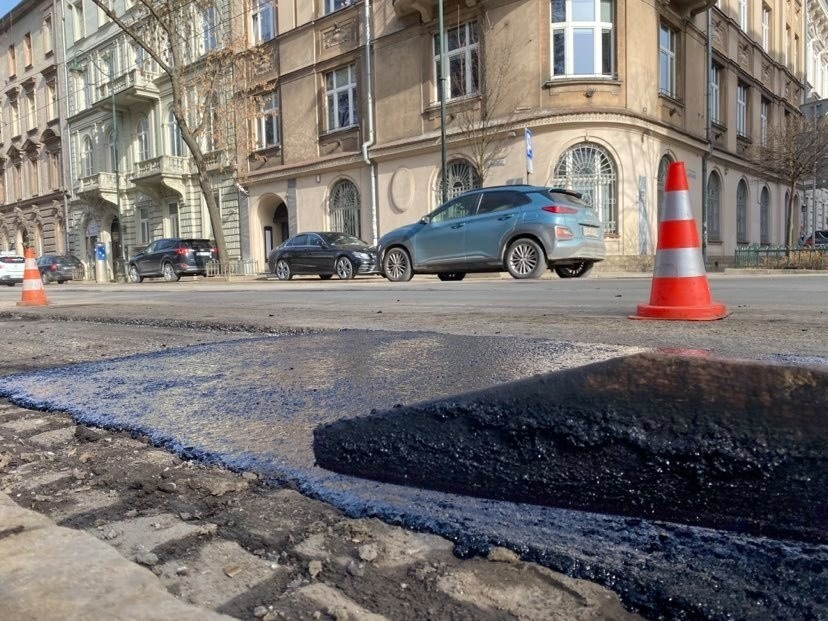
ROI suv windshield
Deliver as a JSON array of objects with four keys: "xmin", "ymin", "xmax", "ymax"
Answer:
[
  {"xmin": 183, "ymin": 240, "xmax": 214, "ymax": 251},
  {"xmin": 538, "ymin": 189, "xmax": 589, "ymax": 207}
]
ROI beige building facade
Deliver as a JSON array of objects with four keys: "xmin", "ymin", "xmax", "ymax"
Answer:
[
  {"xmin": 245, "ymin": 0, "xmax": 807, "ymax": 271},
  {"xmin": 0, "ymin": 0, "xmax": 67, "ymax": 256}
]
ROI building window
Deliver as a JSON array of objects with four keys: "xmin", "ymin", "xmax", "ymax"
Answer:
[
  {"xmin": 7, "ymin": 44, "xmax": 15, "ymax": 77},
  {"xmin": 43, "ymin": 16, "xmax": 53, "ymax": 56},
  {"xmin": 760, "ymin": 186, "xmax": 770, "ymax": 244},
  {"xmin": 553, "ymin": 143, "xmax": 618, "ymax": 234},
  {"xmin": 13, "ymin": 163, "xmax": 22, "ymax": 200},
  {"xmin": 23, "ymin": 33, "xmax": 32, "ymax": 67},
  {"xmin": 736, "ymin": 180, "xmax": 748, "ymax": 243},
  {"xmin": 204, "ymin": 94, "xmax": 219, "ymax": 151},
  {"xmin": 784, "ymin": 25, "xmax": 790, "ymax": 66},
  {"xmin": 436, "ymin": 159, "xmax": 481, "ymax": 204},
  {"xmin": 736, "ymin": 81, "xmax": 748, "ymax": 137},
  {"xmin": 10, "ymin": 98, "xmax": 19, "ymax": 137},
  {"xmin": 46, "ymin": 78, "xmax": 57, "ymax": 120},
  {"xmin": 329, "ymin": 179, "xmax": 361, "ymax": 237},
  {"xmin": 325, "ymin": 0, "xmax": 352, "ymax": 14},
  {"xmin": 711, "ymin": 65, "xmax": 721, "ymax": 124},
  {"xmin": 168, "ymin": 202, "xmax": 179, "ymax": 237},
  {"xmin": 0, "ymin": 168, "xmax": 5, "ymax": 203},
  {"xmin": 28, "ymin": 158, "xmax": 38, "ymax": 196},
  {"xmin": 70, "ymin": 0, "xmax": 85, "ymax": 42},
  {"xmin": 325, "ymin": 64, "xmax": 358, "ymax": 131},
  {"xmin": 659, "ymin": 24, "xmax": 677, "ymax": 98},
  {"xmin": 81, "ymin": 136, "xmax": 94, "ymax": 177},
  {"xmin": 203, "ymin": 5, "xmax": 219, "ymax": 52},
  {"xmin": 761, "ymin": 6, "xmax": 770, "ymax": 52},
  {"xmin": 167, "ymin": 108, "xmax": 182, "ymax": 156},
  {"xmin": 738, "ymin": 0, "xmax": 748, "ymax": 31},
  {"xmin": 706, "ymin": 171, "xmax": 721, "ymax": 241},
  {"xmin": 433, "ymin": 21, "xmax": 479, "ymax": 101},
  {"xmin": 139, "ymin": 208, "xmax": 150, "ymax": 243},
  {"xmin": 256, "ymin": 92, "xmax": 279, "ymax": 149},
  {"xmin": 250, "ymin": 0, "xmax": 276, "ymax": 43},
  {"xmin": 794, "ymin": 35, "xmax": 799, "ymax": 74},
  {"xmin": 656, "ymin": 154, "xmax": 674, "ymax": 223},
  {"xmin": 136, "ymin": 115, "xmax": 150, "ymax": 161},
  {"xmin": 107, "ymin": 129, "xmax": 117, "ymax": 172},
  {"xmin": 48, "ymin": 150, "xmax": 60, "ymax": 189},
  {"xmin": 26, "ymin": 90, "xmax": 36, "ymax": 130},
  {"xmin": 97, "ymin": 0, "xmax": 112, "ymax": 26},
  {"xmin": 550, "ymin": 0, "xmax": 614, "ymax": 77},
  {"xmin": 760, "ymin": 97, "xmax": 769, "ymax": 145}
]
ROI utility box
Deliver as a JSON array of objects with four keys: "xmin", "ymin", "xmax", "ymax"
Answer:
[{"xmin": 95, "ymin": 243, "xmax": 108, "ymax": 283}]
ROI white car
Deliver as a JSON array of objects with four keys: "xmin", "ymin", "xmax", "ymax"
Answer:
[{"xmin": 0, "ymin": 253, "xmax": 26, "ymax": 286}]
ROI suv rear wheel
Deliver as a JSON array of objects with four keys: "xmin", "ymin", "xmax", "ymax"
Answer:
[
  {"xmin": 505, "ymin": 239, "xmax": 546, "ymax": 279},
  {"xmin": 162, "ymin": 262, "xmax": 180, "ymax": 282}
]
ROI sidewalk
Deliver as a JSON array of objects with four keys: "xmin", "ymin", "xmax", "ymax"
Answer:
[{"xmin": 0, "ymin": 492, "xmax": 231, "ymax": 621}]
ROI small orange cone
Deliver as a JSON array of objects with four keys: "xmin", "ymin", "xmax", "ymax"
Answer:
[
  {"xmin": 17, "ymin": 247, "xmax": 49, "ymax": 307},
  {"xmin": 631, "ymin": 162, "xmax": 727, "ymax": 321}
]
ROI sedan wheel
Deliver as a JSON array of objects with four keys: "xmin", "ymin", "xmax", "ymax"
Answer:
[
  {"xmin": 162, "ymin": 262, "xmax": 180, "ymax": 282},
  {"xmin": 275, "ymin": 259, "xmax": 292, "ymax": 281},
  {"xmin": 128, "ymin": 264, "xmax": 143, "ymax": 283},
  {"xmin": 554, "ymin": 261, "xmax": 594, "ymax": 279},
  {"xmin": 383, "ymin": 248, "xmax": 413, "ymax": 282},
  {"xmin": 335, "ymin": 256, "xmax": 355, "ymax": 280},
  {"xmin": 40, "ymin": 272, "xmax": 49, "ymax": 285},
  {"xmin": 506, "ymin": 239, "xmax": 546, "ymax": 279},
  {"xmin": 437, "ymin": 272, "xmax": 466, "ymax": 281}
]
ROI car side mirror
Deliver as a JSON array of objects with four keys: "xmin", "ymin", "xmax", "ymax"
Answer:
[{"xmin": 420, "ymin": 215, "xmax": 431, "ymax": 224}]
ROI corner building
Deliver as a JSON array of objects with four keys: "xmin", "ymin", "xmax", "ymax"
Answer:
[{"xmin": 246, "ymin": 0, "xmax": 807, "ymax": 270}]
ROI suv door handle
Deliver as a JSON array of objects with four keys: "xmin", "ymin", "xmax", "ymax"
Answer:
[
  {"xmin": 450, "ymin": 223, "xmax": 465, "ymax": 229},
  {"xmin": 497, "ymin": 215, "xmax": 514, "ymax": 220}
]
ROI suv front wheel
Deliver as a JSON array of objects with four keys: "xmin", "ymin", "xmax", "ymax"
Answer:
[
  {"xmin": 383, "ymin": 247, "xmax": 413, "ymax": 282},
  {"xmin": 505, "ymin": 239, "xmax": 546, "ymax": 279},
  {"xmin": 128, "ymin": 264, "xmax": 143, "ymax": 283}
]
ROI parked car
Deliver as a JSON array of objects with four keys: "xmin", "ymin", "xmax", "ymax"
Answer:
[
  {"xmin": 127, "ymin": 238, "xmax": 218, "ymax": 282},
  {"xmin": 377, "ymin": 186, "xmax": 606, "ymax": 282},
  {"xmin": 0, "ymin": 252, "xmax": 25, "ymax": 286},
  {"xmin": 267, "ymin": 232, "xmax": 379, "ymax": 280},
  {"xmin": 803, "ymin": 230, "xmax": 828, "ymax": 248},
  {"xmin": 37, "ymin": 254, "xmax": 84, "ymax": 284}
]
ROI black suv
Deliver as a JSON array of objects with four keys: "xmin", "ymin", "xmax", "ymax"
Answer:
[
  {"xmin": 128, "ymin": 238, "xmax": 218, "ymax": 282},
  {"xmin": 37, "ymin": 254, "xmax": 85, "ymax": 284}
]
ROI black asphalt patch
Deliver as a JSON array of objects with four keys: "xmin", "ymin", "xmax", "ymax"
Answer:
[{"xmin": 0, "ymin": 330, "xmax": 825, "ymax": 620}]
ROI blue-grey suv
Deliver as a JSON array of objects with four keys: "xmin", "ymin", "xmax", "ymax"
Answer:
[{"xmin": 378, "ymin": 186, "xmax": 605, "ymax": 281}]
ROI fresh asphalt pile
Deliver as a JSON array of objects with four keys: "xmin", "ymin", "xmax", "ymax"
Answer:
[{"xmin": 0, "ymin": 330, "xmax": 824, "ymax": 620}]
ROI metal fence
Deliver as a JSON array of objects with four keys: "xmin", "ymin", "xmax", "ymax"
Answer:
[
  {"xmin": 205, "ymin": 259, "xmax": 260, "ymax": 278},
  {"xmin": 734, "ymin": 245, "xmax": 827, "ymax": 269}
]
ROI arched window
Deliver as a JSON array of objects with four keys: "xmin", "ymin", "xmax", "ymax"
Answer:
[
  {"xmin": 760, "ymin": 187, "xmax": 770, "ymax": 244},
  {"xmin": 736, "ymin": 179, "xmax": 748, "ymax": 243},
  {"xmin": 136, "ymin": 115, "xmax": 150, "ymax": 162},
  {"xmin": 81, "ymin": 136, "xmax": 94, "ymax": 177},
  {"xmin": 329, "ymin": 179, "xmax": 361, "ymax": 238},
  {"xmin": 436, "ymin": 159, "xmax": 481, "ymax": 205},
  {"xmin": 656, "ymin": 154, "xmax": 673, "ymax": 223},
  {"xmin": 167, "ymin": 108, "xmax": 182, "ymax": 156},
  {"xmin": 706, "ymin": 171, "xmax": 721, "ymax": 241},
  {"xmin": 553, "ymin": 142, "xmax": 618, "ymax": 234},
  {"xmin": 551, "ymin": 0, "xmax": 615, "ymax": 78}
]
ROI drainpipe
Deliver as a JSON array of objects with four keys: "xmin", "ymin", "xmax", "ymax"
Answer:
[
  {"xmin": 699, "ymin": 5, "xmax": 713, "ymax": 262},
  {"xmin": 361, "ymin": 0, "xmax": 378, "ymax": 245},
  {"xmin": 56, "ymin": 0, "xmax": 74, "ymax": 255}
]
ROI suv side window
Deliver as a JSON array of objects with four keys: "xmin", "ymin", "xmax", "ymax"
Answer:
[
  {"xmin": 430, "ymin": 194, "xmax": 480, "ymax": 223},
  {"xmin": 144, "ymin": 241, "xmax": 159, "ymax": 254},
  {"xmin": 476, "ymin": 191, "xmax": 530, "ymax": 215}
]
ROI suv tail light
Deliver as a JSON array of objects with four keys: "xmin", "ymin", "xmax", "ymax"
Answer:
[
  {"xmin": 542, "ymin": 205, "xmax": 578, "ymax": 214},
  {"xmin": 49, "ymin": 264, "xmax": 58, "ymax": 271},
  {"xmin": 175, "ymin": 247, "xmax": 190, "ymax": 256}
]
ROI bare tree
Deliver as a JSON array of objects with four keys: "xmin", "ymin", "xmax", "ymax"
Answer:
[
  {"xmin": 749, "ymin": 112, "xmax": 828, "ymax": 248},
  {"xmin": 450, "ymin": 33, "xmax": 520, "ymax": 184},
  {"xmin": 89, "ymin": 0, "xmax": 271, "ymax": 262}
]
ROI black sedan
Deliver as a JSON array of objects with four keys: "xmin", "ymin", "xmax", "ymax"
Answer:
[{"xmin": 267, "ymin": 232, "xmax": 379, "ymax": 280}]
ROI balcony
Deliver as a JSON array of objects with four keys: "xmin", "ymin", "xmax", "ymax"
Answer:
[
  {"xmin": 73, "ymin": 172, "xmax": 121, "ymax": 206},
  {"xmin": 94, "ymin": 69, "xmax": 160, "ymax": 109},
  {"xmin": 130, "ymin": 155, "xmax": 191, "ymax": 196},
  {"xmin": 393, "ymin": 0, "xmax": 478, "ymax": 21}
]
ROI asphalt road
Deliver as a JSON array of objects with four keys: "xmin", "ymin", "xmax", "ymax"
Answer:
[{"xmin": 0, "ymin": 272, "xmax": 826, "ymax": 619}]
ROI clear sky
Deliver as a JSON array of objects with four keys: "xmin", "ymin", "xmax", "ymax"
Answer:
[{"xmin": 0, "ymin": 0, "xmax": 21, "ymax": 20}]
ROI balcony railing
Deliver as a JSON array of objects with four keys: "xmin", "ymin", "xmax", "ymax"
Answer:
[
  {"xmin": 73, "ymin": 172, "xmax": 120, "ymax": 195},
  {"xmin": 132, "ymin": 155, "xmax": 191, "ymax": 180},
  {"xmin": 96, "ymin": 69, "xmax": 159, "ymax": 106}
]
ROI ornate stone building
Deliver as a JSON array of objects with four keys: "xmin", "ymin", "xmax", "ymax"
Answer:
[{"xmin": 0, "ymin": 0, "xmax": 67, "ymax": 256}]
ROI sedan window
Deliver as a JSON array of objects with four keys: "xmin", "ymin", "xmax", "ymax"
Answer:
[
  {"xmin": 307, "ymin": 235, "xmax": 325, "ymax": 247},
  {"xmin": 290, "ymin": 234, "xmax": 309, "ymax": 246},
  {"xmin": 431, "ymin": 194, "xmax": 479, "ymax": 223}
]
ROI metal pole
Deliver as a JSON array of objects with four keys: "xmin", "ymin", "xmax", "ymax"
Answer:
[
  {"xmin": 701, "ymin": 7, "xmax": 712, "ymax": 261},
  {"xmin": 438, "ymin": 0, "xmax": 448, "ymax": 204}
]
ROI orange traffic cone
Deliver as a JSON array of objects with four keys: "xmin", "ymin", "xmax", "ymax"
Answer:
[
  {"xmin": 632, "ymin": 161, "xmax": 727, "ymax": 321},
  {"xmin": 17, "ymin": 247, "xmax": 49, "ymax": 307}
]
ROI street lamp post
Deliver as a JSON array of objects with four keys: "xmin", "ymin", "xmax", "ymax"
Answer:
[
  {"xmin": 68, "ymin": 55, "xmax": 126, "ymax": 282},
  {"xmin": 438, "ymin": 0, "xmax": 448, "ymax": 205}
]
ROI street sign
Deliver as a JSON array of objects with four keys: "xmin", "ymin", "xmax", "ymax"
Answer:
[{"xmin": 524, "ymin": 128, "xmax": 533, "ymax": 176}]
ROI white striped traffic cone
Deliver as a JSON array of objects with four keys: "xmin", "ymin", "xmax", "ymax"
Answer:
[{"xmin": 17, "ymin": 247, "xmax": 49, "ymax": 307}]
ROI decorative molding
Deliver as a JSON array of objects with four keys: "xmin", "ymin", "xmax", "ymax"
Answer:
[{"xmin": 321, "ymin": 20, "xmax": 355, "ymax": 50}]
